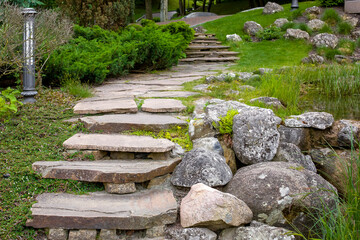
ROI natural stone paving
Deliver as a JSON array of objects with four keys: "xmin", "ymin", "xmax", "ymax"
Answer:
[
  {"xmin": 125, "ymin": 77, "xmax": 202, "ymax": 86},
  {"xmin": 33, "ymin": 158, "xmax": 181, "ymax": 183},
  {"xmin": 73, "ymin": 99, "xmax": 138, "ymax": 114},
  {"xmin": 139, "ymin": 91, "xmax": 198, "ymax": 98},
  {"xmin": 26, "ymin": 189, "xmax": 177, "ymax": 229},
  {"xmin": 80, "ymin": 112, "xmax": 187, "ymax": 133},
  {"xmin": 63, "ymin": 133, "xmax": 175, "ymax": 153},
  {"xmin": 141, "ymin": 99, "xmax": 187, "ymax": 113}
]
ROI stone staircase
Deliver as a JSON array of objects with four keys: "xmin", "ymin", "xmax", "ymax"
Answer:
[{"xmin": 179, "ymin": 32, "xmax": 239, "ymax": 64}]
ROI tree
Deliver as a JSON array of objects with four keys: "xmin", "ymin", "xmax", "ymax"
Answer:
[
  {"xmin": 145, "ymin": 0, "xmax": 152, "ymax": 20},
  {"xmin": 160, "ymin": 0, "xmax": 168, "ymax": 21}
]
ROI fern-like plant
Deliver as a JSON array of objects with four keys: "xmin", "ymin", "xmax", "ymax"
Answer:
[{"xmin": 213, "ymin": 109, "xmax": 239, "ymax": 135}]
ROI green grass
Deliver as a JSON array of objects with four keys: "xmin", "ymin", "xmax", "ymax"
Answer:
[
  {"xmin": 0, "ymin": 89, "xmax": 103, "ymax": 239},
  {"xmin": 61, "ymin": 77, "xmax": 93, "ymax": 98}
]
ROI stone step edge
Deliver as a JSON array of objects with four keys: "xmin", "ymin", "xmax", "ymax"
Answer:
[
  {"xmin": 32, "ymin": 158, "xmax": 181, "ymax": 184},
  {"xmin": 180, "ymin": 57, "xmax": 239, "ymax": 62}
]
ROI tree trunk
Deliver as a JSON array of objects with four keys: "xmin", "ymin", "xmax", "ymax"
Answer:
[
  {"xmin": 207, "ymin": 0, "xmax": 213, "ymax": 12},
  {"xmin": 160, "ymin": 0, "xmax": 168, "ymax": 21},
  {"xmin": 194, "ymin": 0, "xmax": 197, "ymax": 9},
  {"xmin": 202, "ymin": 0, "xmax": 206, "ymax": 12},
  {"xmin": 179, "ymin": 0, "xmax": 184, "ymax": 15},
  {"xmin": 183, "ymin": 0, "xmax": 186, "ymax": 14},
  {"xmin": 145, "ymin": 0, "xmax": 153, "ymax": 20}
]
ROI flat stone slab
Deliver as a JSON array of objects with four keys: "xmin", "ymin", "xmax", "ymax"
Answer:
[
  {"xmin": 80, "ymin": 113, "xmax": 187, "ymax": 133},
  {"xmin": 187, "ymin": 45, "xmax": 229, "ymax": 50},
  {"xmin": 180, "ymin": 57, "xmax": 239, "ymax": 62},
  {"xmin": 32, "ymin": 158, "xmax": 181, "ymax": 184},
  {"xmin": 139, "ymin": 91, "xmax": 198, "ymax": 98},
  {"xmin": 73, "ymin": 99, "xmax": 138, "ymax": 114},
  {"xmin": 63, "ymin": 134, "xmax": 175, "ymax": 153},
  {"xmin": 142, "ymin": 99, "xmax": 187, "ymax": 113},
  {"xmin": 26, "ymin": 189, "xmax": 177, "ymax": 229},
  {"xmin": 127, "ymin": 77, "xmax": 201, "ymax": 86}
]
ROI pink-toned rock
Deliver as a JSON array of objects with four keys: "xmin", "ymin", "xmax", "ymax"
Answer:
[{"xmin": 180, "ymin": 183, "xmax": 253, "ymax": 231}]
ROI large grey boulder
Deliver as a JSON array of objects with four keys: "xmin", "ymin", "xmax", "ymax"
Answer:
[
  {"xmin": 188, "ymin": 119, "xmax": 216, "ymax": 140},
  {"xmin": 263, "ymin": 2, "xmax": 284, "ymax": 15},
  {"xmin": 166, "ymin": 225, "xmax": 217, "ymax": 240},
  {"xmin": 305, "ymin": 6, "xmax": 321, "ymax": 15},
  {"xmin": 285, "ymin": 112, "xmax": 334, "ymax": 130},
  {"xmin": 226, "ymin": 34, "xmax": 242, "ymax": 42},
  {"xmin": 219, "ymin": 221, "xmax": 295, "ymax": 240},
  {"xmin": 307, "ymin": 19, "xmax": 326, "ymax": 31},
  {"xmin": 224, "ymin": 162, "xmax": 337, "ymax": 232},
  {"xmin": 323, "ymin": 120, "xmax": 360, "ymax": 148},
  {"xmin": 243, "ymin": 21, "xmax": 263, "ymax": 36},
  {"xmin": 232, "ymin": 108, "xmax": 281, "ymax": 165},
  {"xmin": 278, "ymin": 125, "xmax": 310, "ymax": 150},
  {"xmin": 273, "ymin": 18, "xmax": 289, "ymax": 28},
  {"xmin": 180, "ymin": 183, "xmax": 253, "ymax": 231},
  {"xmin": 193, "ymin": 137, "xmax": 224, "ymax": 156},
  {"xmin": 250, "ymin": 97, "xmax": 284, "ymax": 109},
  {"xmin": 273, "ymin": 142, "xmax": 317, "ymax": 172},
  {"xmin": 312, "ymin": 33, "xmax": 339, "ymax": 49},
  {"xmin": 171, "ymin": 148, "xmax": 233, "ymax": 187},
  {"xmin": 302, "ymin": 53, "xmax": 325, "ymax": 64},
  {"xmin": 284, "ymin": 29, "xmax": 310, "ymax": 40}
]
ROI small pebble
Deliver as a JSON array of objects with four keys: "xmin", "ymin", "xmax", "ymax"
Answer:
[{"xmin": 3, "ymin": 173, "xmax": 10, "ymax": 178}]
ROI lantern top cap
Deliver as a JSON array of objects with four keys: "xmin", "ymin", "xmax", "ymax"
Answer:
[{"xmin": 22, "ymin": 8, "xmax": 37, "ymax": 15}]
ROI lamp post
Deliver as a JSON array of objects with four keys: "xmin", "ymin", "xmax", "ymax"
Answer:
[
  {"xmin": 21, "ymin": 8, "xmax": 37, "ymax": 103},
  {"xmin": 291, "ymin": 0, "xmax": 299, "ymax": 11}
]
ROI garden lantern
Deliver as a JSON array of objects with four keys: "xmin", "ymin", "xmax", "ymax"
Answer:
[
  {"xmin": 21, "ymin": 8, "xmax": 37, "ymax": 103},
  {"xmin": 291, "ymin": 0, "xmax": 299, "ymax": 11}
]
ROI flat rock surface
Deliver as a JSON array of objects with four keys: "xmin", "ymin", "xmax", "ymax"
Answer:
[
  {"xmin": 80, "ymin": 113, "xmax": 187, "ymax": 132},
  {"xmin": 63, "ymin": 134, "xmax": 175, "ymax": 153},
  {"xmin": 141, "ymin": 99, "xmax": 187, "ymax": 113},
  {"xmin": 126, "ymin": 77, "xmax": 201, "ymax": 86},
  {"xmin": 139, "ymin": 91, "xmax": 198, "ymax": 98},
  {"xmin": 26, "ymin": 189, "xmax": 177, "ymax": 229},
  {"xmin": 32, "ymin": 158, "xmax": 181, "ymax": 183},
  {"xmin": 73, "ymin": 99, "xmax": 138, "ymax": 114}
]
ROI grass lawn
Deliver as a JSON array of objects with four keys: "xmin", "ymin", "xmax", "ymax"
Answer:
[{"xmin": 202, "ymin": 2, "xmax": 319, "ymax": 71}]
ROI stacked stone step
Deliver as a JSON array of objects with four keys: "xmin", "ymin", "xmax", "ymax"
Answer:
[
  {"xmin": 180, "ymin": 33, "xmax": 239, "ymax": 64},
  {"xmin": 27, "ymin": 98, "xmax": 188, "ymax": 239}
]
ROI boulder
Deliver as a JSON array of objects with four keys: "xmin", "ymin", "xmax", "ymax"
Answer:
[
  {"xmin": 278, "ymin": 125, "xmax": 310, "ymax": 150},
  {"xmin": 302, "ymin": 54, "xmax": 325, "ymax": 64},
  {"xmin": 307, "ymin": 19, "xmax": 326, "ymax": 31},
  {"xmin": 322, "ymin": 120, "xmax": 360, "ymax": 148},
  {"xmin": 284, "ymin": 29, "xmax": 310, "ymax": 40},
  {"xmin": 273, "ymin": 18, "xmax": 289, "ymax": 28},
  {"xmin": 237, "ymin": 72, "xmax": 254, "ymax": 80},
  {"xmin": 188, "ymin": 119, "xmax": 216, "ymax": 140},
  {"xmin": 312, "ymin": 33, "xmax": 339, "ymax": 49},
  {"xmin": 305, "ymin": 6, "xmax": 321, "ymax": 15},
  {"xmin": 226, "ymin": 34, "xmax": 242, "ymax": 42},
  {"xmin": 219, "ymin": 139, "xmax": 237, "ymax": 174},
  {"xmin": 193, "ymin": 84, "xmax": 210, "ymax": 92},
  {"xmin": 224, "ymin": 162, "xmax": 337, "ymax": 233},
  {"xmin": 166, "ymin": 225, "xmax": 217, "ymax": 240},
  {"xmin": 244, "ymin": 21, "xmax": 263, "ymax": 36},
  {"xmin": 258, "ymin": 68, "xmax": 273, "ymax": 75},
  {"xmin": 352, "ymin": 30, "xmax": 360, "ymax": 38},
  {"xmin": 249, "ymin": 97, "xmax": 284, "ymax": 109},
  {"xmin": 193, "ymin": 137, "xmax": 224, "ymax": 156},
  {"xmin": 232, "ymin": 108, "xmax": 281, "ymax": 165},
  {"xmin": 310, "ymin": 148, "xmax": 357, "ymax": 195},
  {"xmin": 343, "ymin": 15, "xmax": 358, "ymax": 28},
  {"xmin": 263, "ymin": 2, "xmax": 284, "ymax": 15},
  {"xmin": 284, "ymin": 112, "xmax": 334, "ymax": 130},
  {"xmin": 206, "ymin": 73, "xmax": 237, "ymax": 83},
  {"xmin": 180, "ymin": 183, "xmax": 253, "ymax": 231},
  {"xmin": 170, "ymin": 143, "xmax": 185, "ymax": 158},
  {"xmin": 219, "ymin": 221, "xmax": 295, "ymax": 240},
  {"xmin": 273, "ymin": 142, "xmax": 317, "ymax": 172},
  {"xmin": 171, "ymin": 148, "xmax": 233, "ymax": 187}
]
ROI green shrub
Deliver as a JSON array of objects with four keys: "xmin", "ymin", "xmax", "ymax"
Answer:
[
  {"xmin": 288, "ymin": 9, "xmax": 303, "ymax": 21},
  {"xmin": 281, "ymin": 22, "xmax": 295, "ymax": 31},
  {"xmin": 319, "ymin": 0, "xmax": 344, "ymax": 7},
  {"xmin": 281, "ymin": 22, "xmax": 312, "ymax": 34},
  {"xmin": 317, "ymin": 47, "xmax": 342, "ymax": 60},
  {"xmin": 0, "ymin": 87, "xmax": 22, "ymax": 122},
  {"xmin": 321, "ymin": 9, "xmax": 342, "ymax": 26},
  {"xmin": 256, "ymin": 26, "xmax": 282, "ymax": 40},
  {"xmin": 140, "ymin": 19, "xmax": 156, "ymax": 27},
  {"xmin": 337, "ymin": 21, "xmax": 354, "ymax": 35},
  {"xmin": 213, "ymin": 109, "xmax": 239, "ymax": 135},
  {"xmin": 160, "ymin": 21, "xmax": 195, "ymax": 43},
  {"xmin": 153, "ymin": 17, "xmax": 161, "ymax": 22},
  {"xmin": 319, "ymin": 24, "xmax": 333, "ymax": 33}
]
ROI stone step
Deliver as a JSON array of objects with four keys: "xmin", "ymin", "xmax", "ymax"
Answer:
[
  {"xmin": 141, "ymin": 99, "xmax": 186, "ymax": 113},
  {"xmin": 187, "ymin": 45, "xmax": 230, "ymax": 51},
  {"xmin": 194, "ymin": 36, "xmax": 218, "ymax": 40},
  {"xmin": 138, "ymin": 91, "xmax": 198, "ymax": 98},
  {"xmin": 80, "ymin": 112, "xmax": 187, "ymax": 133},
  {"xmin": 194, "ymin": 33, "xmax": 216, "ymax": 37},
  {"xmin": 63, "ymin": 134, "xmax": 175, "ymax": 153},
  {"xmin": 190, "ymin": 41, "xmax": 222, "ymax": 45},
  {"xmin": 179, "ymin": 57, "xmax": 240, "ymax": 63},
  {"xmin": 26, "ymin": 189, "xmax": 177, "ymax": 230},
  {"xmin": 73, "ymin": 99, "xmax": 138, "ymax": 115},
  {"xmin": 32, "ymin": 158, "xmax": 181, "ymax": 184},
  {"xmin": 185, "ymin": 51, "xmax": 238, "ymax": 57}
]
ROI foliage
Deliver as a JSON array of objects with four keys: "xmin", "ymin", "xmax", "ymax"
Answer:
[
  {"xmin": 161, "ymin": 21, "xmax": 195, "ymax": 43},
  {"xmin": 44, "ymin": 22, "xmax": 192, "ymax": 85},
  {"xmin": 337, "ymin": 21, "xmax": 354, "ymax": 35},
  {"xmin": 256, "ymin": 26, "xmax": 282, "ymax": 40},
  {"xmin": 0, "ymin": 3, "xmax": 73, "ymax": 86},
  {"xmin": 57, "ymin": 0, "xmax": 135, "ymax": 30},
  {"xmin": 318, "ymin": 24, "xmax": 333, "ymax": 33},
  {"xmin": 0, "ymin": 87, "xmax": 23, "ymax": 122},
  {"xmin": 2, "ymin": 0, "xmax": 44, "ymax": 7},
  {"xmin": 288, "ymin": 8, "xmax": 303, "ymax": 21},
  {"xmin": 317, "ymin": 47, "xmax": 342, "ymax": 60},
  {"xmin": 337, "ymin": 39, "xmax": 356, "ymax": 55},
  {"xmin": 321, "ymin": 8, "xmax": 342, "ymax": 26},
  {"xmin": 214, "ymin": 109, "xmax": 239, "ymax": 135},
  {"xmin": 0, "ymin": 89, "xmax": 104, "ymax": 239},
  {"xmin": 281, "ymin": 22, "xmax": 312, "ymax": 34},
  {"xmin": 60, "ymin": 76, "xmax": 93, "ymax": 98},
  {"xmin": 319, "ymin": 0, "xmax": 344, "ymax": 7}
]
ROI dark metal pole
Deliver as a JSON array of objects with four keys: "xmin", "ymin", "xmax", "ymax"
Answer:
[
  {"xmin": 291, "ymin": 0, "xmax": 299, "ymax": 11},
  {"xmin": 21, "ymin": 8, "xmax": 37, "ymax": 103}
]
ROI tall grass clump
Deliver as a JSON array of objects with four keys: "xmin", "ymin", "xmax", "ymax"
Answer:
[
  {"xmin": 337, "ymin": 21, "xmax": 354, "ymax": 35},
  {"xmin": 321, "ymin": 8, "xmax": 342, "ymax": 26},
  {"xmin": 61, "ymin": 77, "xmax": 93, "ymax": 98}
]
